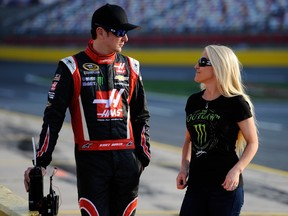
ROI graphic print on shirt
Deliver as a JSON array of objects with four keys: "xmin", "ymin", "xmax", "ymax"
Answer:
[
  {"xmin": 93, "ymin": 89, "xmax": 124, "ymax": 119},
  {"xmin": 186, "ymin": 109, "xmax": 220, "ymax": 157}
]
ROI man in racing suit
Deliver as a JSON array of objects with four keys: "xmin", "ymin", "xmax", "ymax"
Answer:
[{"xmin": 24, "ymin": 4, "xmax": 151, "ymax": 216}]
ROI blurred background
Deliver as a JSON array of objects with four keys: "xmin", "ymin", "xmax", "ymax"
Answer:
[
  {"xmin": 0, "ymin": 0, "xmax": 287, "ymax": 215},
  {"xmin": 0, "ymin": 0, "xmax": 288, "ymax": 47}
]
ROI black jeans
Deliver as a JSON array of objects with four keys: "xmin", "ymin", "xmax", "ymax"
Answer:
[{"xmin": 180, "ymin": 185, "xmax": 244, "ymax": 216}]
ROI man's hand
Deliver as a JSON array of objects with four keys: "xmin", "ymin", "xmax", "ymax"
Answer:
[{"xmin": 24, "ymin": 167, "xmax": 46, "ymax": 192}]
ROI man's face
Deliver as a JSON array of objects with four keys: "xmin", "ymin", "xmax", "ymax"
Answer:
[{"xmin": 97, "ymin": 26, "xmax": 128, "ymax": 54}]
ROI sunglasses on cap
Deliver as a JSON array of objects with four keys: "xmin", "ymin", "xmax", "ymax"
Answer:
[
  {"xmin": 98, "ymin": 25, "xmax": 127, "ymax": 37},
  {"xmin": 108, "ymin": 28, "xmax": 127, "ymax": 37},
  {"xmin": 95, "ymin": 23, "xmax": 128, "ymax": 37},
  {"xmin": 198, "ymin": 57, "xmax": 212, "ymax": 67}
]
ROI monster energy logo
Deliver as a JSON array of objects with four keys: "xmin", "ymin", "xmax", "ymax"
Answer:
[
  {"xmin": 194, "ymin": 124, "xmax": 207, "ymax": 146},
  {"xmin": 187, "ymin": 110, "xmax": 220, "ymax": 122},
  {"xmin": 97, "ymin": 76, "xmax": 104, "ymax": 87}
]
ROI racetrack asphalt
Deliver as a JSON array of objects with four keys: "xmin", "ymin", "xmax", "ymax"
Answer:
[
  {"xmin": 0, "ymin": 46, "xmax": 287, "ymax": 215},
  {"xmin": 0, "ymin": 109, "xmax": 288, "ymax": 216}
]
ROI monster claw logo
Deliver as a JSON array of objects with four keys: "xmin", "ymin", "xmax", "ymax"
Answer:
[
  {"xmin": 187, "ymin": 109, "xmax": 220, "ymax": 155},
  {"xmin": 97, "ymin": 76, "xmax": 104, "ymax": 87},
  {"xmin": 93, "ymin": 89, "xmax": 124, "ymax": 118},
  {"xmin": 194, "ymin": 124, "xmax": 207, "ymax": 145}
]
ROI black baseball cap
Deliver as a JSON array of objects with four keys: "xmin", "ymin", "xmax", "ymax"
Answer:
[{"xmin": 91, "ymin": 3, "xmax": 139, "ymax": 38}]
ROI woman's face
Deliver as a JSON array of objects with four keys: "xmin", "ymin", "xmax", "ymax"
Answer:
[{"xmin": 194, "ymin": 51, "xmax": 216, "ymax": 84}]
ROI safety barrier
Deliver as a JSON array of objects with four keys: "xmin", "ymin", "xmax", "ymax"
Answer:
[
  {"xmin": 0, "ymin": 45, "xmax": 288, "ymax": 67},
  {"xmin": 0, "ymin": 185, "xmax": 38, "ymax": 216}
]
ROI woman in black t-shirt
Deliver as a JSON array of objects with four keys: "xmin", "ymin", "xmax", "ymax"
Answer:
[{"xmin": 176, "ymin": 45, "xmax": 258, "ymax": 216}]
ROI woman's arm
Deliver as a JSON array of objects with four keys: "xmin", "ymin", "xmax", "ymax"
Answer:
[
  {"xmin": 176, "ymin": 129, "xmax": 192, "ymax": 189},
  {"xmin": 222, "ymin": 117, "xmax": 259, "ymax": 191}
]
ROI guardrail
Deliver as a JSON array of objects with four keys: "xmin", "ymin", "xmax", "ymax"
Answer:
[
  {"xmin": 0, "ymin": 184, "xmax": 38, "ymax": 216},
  {"xmin": 0, "ymin": 45, "xmax": 288, "ymax": 67}
]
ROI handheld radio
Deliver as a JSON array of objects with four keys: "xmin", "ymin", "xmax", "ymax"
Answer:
[{"xmin": 28, "ymin": 137, "xmax": 44, "ymax": 211}]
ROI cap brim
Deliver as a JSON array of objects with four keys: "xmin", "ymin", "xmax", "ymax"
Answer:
[{"xmin": 120, "ymin": 23, "xmax": 140, "ymax": 31}]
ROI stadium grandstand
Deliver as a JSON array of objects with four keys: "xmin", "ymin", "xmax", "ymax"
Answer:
[{"xmin": 1, "ymin": 0, "xmax": 288, "ymax": 47}]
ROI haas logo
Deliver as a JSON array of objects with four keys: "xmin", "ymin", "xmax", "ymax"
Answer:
[
  {"xmin": 93, "ymin": 89, "xmax": 124, "ymax": 118},
  {"xmin": 114, "ymin": 62, "xmax": 126, "ymax": 74}
]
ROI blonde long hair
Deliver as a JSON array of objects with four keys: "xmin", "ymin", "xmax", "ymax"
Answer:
[{"xmin": 201, "ymin": 45, "xmax": 257, "ymax": 155}]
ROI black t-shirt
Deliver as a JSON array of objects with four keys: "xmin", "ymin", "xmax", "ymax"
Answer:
[{"xmin": 185, "ymin": 90, "xmax": 252, "ymax": 187}]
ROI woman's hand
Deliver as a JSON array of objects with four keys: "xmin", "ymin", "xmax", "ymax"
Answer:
[
  {"xmin": 222, "ymin": 167, "xmax": 240, "ymax": 191},
  {"xmin": 176, "ymin": 170, "xmax": 188, "ymax": 190}
]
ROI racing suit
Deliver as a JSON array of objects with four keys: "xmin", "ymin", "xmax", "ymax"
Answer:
[{"xmin": 35, "ymin": 39, "xmax": 151, "ymax": 216}]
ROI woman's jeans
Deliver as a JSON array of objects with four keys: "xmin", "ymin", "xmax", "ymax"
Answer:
[{"xmin": 180, "ymin": 185, "xmax": 244, "ymax": 216}]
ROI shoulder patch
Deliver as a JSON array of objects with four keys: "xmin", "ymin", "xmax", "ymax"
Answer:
[
  {"xmin": 128, "ymin": 57, "xmax": 140, "ymax": 75},
  {"xmin": 61, "ymin": 56, "xmax": 77, "ymax": 74}
]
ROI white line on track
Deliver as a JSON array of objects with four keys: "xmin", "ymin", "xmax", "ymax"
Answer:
[
  {"xmin": 150, "ymin": 106, "xmax": 284, "ymax": 132},
  {"xmin": 258, "ymin": 120, "xmax": 283, "ymax": 131},
  {"xmin": 23, "ymin": 74, "xmax": 286, "ymax": 132},
  {"xmin": 149, "ymin": 106, "xmax": 174, "ymax": 116}
]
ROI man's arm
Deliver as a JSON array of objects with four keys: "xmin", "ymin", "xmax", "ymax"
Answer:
[
  {"xmin": 36, "ymin": 61, "xmax": 74, "ymax": 168},
  {"xmin": 129, "ymin": 68, "xmax": 151, "ymax": 168}
]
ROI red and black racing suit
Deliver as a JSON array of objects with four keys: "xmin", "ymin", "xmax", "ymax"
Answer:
[{"xmin": 35, "ymin": 40, "xmax": 151, "ymax": 216}]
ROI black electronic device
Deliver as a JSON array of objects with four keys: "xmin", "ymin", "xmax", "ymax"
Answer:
[
  {"xmin": 38, "ymin": 168, "xmax": 59, "ymax": 216},
  {"xmin": 28, "ymin": 137, "xmax": 44, "ymax": 211},
  {"xmin": 28, "ymin": 137, "xmax": 59, "ymax": 215}
]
